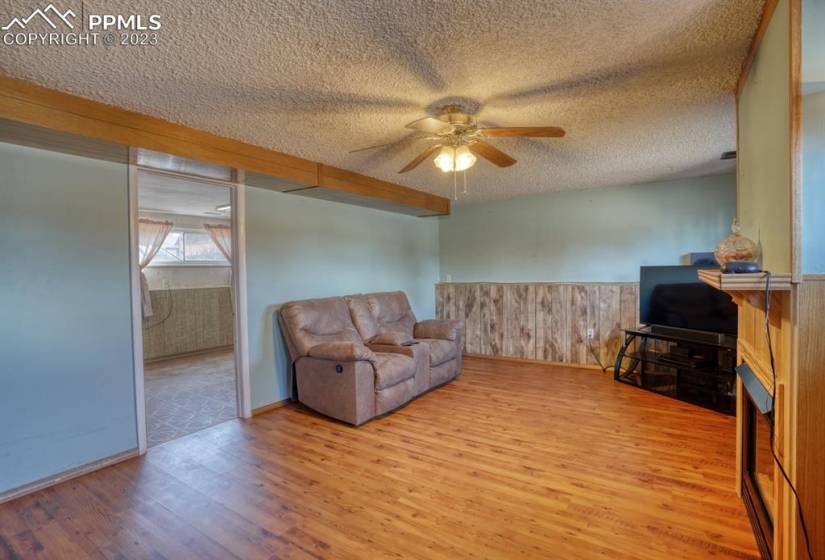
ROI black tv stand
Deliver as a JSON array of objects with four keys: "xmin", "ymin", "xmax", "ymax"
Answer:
[{"xmin": 614, "ymin": 325, "xmax": 737, "ymax": 414}]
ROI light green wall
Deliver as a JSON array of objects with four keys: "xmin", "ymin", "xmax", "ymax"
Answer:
[
  {"xmin": 0, "ymin": 143, "xmax": 136, "ymax": 494},
  {"xmin": 737, "ymin": 0, "xmax": 791, "ymax": 273},
  {"xmin": 803, "ymin": 0, "xmax": 825, "ymax": 84},
  {"xmin": 803, "ymin": 92, "xmax": 825, "ymax": 274},
  {"xmin": 245, "ymin": 188, "xmax": 439, "ymax": 408},
  {"xmin": 438, "ymin": 175, "xmax": 735, "ymax": 283},
  {"xmin": 803, "ymin": 0, "xmax": 825, "ymax": 273},
  {"xmin": 0, "ymin": 142, "xmax": 440, "ymax": 491}
]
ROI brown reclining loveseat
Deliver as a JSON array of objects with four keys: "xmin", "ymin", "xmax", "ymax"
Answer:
[{"xmin": 279, "ymin": 291, "xmax": 463, "ymax": 425}]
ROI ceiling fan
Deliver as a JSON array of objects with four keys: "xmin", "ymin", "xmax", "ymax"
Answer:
[{"xmin": 351, "ymin": 104, "xmax": 566, "ymax": 175}]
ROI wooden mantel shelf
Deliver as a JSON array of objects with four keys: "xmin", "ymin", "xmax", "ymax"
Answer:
[{"xmin": 697, "ymin": 269, "xmax": 793, "ymax": 292}]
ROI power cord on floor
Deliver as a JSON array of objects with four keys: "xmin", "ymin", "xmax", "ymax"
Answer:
[
  {"xmin": 763, "ymin": 271, "xmax": 815, "ymax": 560},
  {"xmin": 588, "ymin": 337, "xmax": 609, "ymax": 373}
]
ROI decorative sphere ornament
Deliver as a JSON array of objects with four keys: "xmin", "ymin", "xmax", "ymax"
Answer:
[{"xmin": 714, "ymin": 219, "xmax": 759, "ymax": 267}]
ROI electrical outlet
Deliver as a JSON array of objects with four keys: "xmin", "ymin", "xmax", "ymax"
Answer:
[
  {"xmin": 446, "ymin": 274, "xmax": 452, "ymax": 283},
  {"xmin": 586, "ymin": 328, "xmax": 595, "ymax": 339}
]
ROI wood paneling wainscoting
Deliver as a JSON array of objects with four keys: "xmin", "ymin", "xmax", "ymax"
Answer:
[
  {"xmin": 796, "ymin": 277, "xmax": 825, "ymax": 559},
  {"xmin": 142, "ymin": 287, "xmax": 234, "ymax": 361},
  {"xmin": 436, "ymin": 282, "xmax": 639, "ymax": 369}
]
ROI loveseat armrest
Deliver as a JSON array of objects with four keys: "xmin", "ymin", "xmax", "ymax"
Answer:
[
  {"xmin": 295, "ymin": 357, "xmax": 376, "ymax": 425},
  {"xmin": 369, "ymin": 331, "xmax": 414, "ymax": 346},
  {"xmin": 414, "ymin": 319, "xmax": 463, "ymax": 341},
  {"xmin": 307, "ymin": 342, "xmax": 377, "ymax": 363},
  {"xmin": 367, "ymin": 344, "xmax": 414, "ymax": 358},
  {"xmin": 368, "ymin": 343, "xmax": 431, "ymax": 396}
]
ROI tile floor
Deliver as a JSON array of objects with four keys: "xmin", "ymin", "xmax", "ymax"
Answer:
[{"xmin": 144, "ymin": 349, "xmax": 237, "ymax": 447}]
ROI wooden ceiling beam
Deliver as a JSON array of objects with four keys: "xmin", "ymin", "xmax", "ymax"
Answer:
[
  {"xmin": 317, "ymin": 165, "xmax": 450, "ymax": 217},
  {"xmin": 0, "ymin": 75, "xmax": 449, "ymax": 217}
]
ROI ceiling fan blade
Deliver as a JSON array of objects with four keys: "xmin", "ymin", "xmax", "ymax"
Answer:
[
  {"xmin": 480, "ymin": 126, "xmax": 566, "ymax": 138},
  {"xmin": 349, "ymin": 142, "xmax": 398, "ymax": 154},
  {"xmin": 469, "ymin": 141, "xmax": 517, "ymax": 167},
  {"xmin": 405, "ymin": 117, "xmax": 454, "ymax": 135},
  {"xmin": 398, "ymin": 145, "xmax": 442, "ymax": 173},
  {"xmin": 350, "ymin": 132, "xmax": 431, "ymax": 153}
]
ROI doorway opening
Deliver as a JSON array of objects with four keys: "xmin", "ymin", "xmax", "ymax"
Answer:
[{"xmin": 132, "ymin": 149, "xmax": 245, "ymax": 447}]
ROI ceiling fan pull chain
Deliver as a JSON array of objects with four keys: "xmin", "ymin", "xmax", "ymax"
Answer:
[
  {"xmin": 463, "ymin": 170, "xmax": 467, "ymax": 194},
  {"xmin": 453, "ymin": 170, "xmax": 458, "ymax": 200}
]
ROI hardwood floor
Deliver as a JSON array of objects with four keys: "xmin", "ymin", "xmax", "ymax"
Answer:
[{"xmin": 0, "ymin": 357, "xmax": 758, "ymax": 559}]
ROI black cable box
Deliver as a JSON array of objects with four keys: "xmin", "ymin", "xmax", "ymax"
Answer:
[{"xmin": 722, "ymin": 261, "xmax": 760, "ymax": 273}]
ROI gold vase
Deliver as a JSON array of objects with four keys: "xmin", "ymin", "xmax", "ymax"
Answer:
[{"xmin": 714, "ymin": 219, "xmax": 759, "ymax": 267}]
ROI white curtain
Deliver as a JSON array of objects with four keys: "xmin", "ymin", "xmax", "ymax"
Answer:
[
  {"xmin": 204, "ymin": 223, "xmax": 232, "ymax": 263},
  {"xmin": 139, "ymin": 218, "xmax": 173, "ymax": 318},
  {"xmin": 205, "ymin": 223, "xmax": 234, "ymax": 311}
]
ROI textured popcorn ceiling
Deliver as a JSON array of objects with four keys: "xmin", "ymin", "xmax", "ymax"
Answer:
[{"xmin": 0, "ymin": 0, "xmax": 763, "ymax": 203}]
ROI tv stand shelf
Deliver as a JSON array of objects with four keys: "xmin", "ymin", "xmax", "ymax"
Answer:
[
  {"xmin": 621, "ymin": 350, "xmax": 719, "ymax": 377},
  {"xmin": 614, "ymin": 326, "xmax": 737, "ymax": 415}
]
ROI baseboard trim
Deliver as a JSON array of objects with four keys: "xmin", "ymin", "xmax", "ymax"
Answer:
[
  {"xmin": 0, "ymin": 448, "xmax": 140, "ymax": 505},
  {"xmin": 144, "ymin": 345, "xmax": 234, "ymax": 365},
  {"xmin": 252, "ymin": 399, "xmax": 290, "ymax": 416},
  {"xmin": 463, "ymin": 352, "xmax": 605, "ymax": 371}
]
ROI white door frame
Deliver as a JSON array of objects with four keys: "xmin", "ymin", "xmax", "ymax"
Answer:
[
  {"xmin": 128, "ymin": 149, "xmax": 252, "ymax": 455},
  {"xmin": 231, "ymin": 170, "xmax": 252, "ymax": 419},
  {"xmin": 128, "ymin": 149, "xmax": 148, "ymax": 454}
]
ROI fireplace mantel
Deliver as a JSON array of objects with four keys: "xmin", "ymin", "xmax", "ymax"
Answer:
[
  {"xmin": 699, "ymin": 270, "xmax": 790, "ymax": 397},
  {"xmin": 698, "ymin": 270, "xmax": 793, "ymax": 293},
  {"xmin": 700, "ymin": 267, "xmax": 796, "ymax": 558}
]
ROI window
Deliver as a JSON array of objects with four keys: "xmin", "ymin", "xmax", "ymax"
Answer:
[{"xmin": 150, "ymin": 229, "xmax": 228, "ymax": 265}]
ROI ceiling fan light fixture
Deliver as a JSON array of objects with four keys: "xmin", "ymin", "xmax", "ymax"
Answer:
[
  {"xmin": 434, "ymin": 144, "xmax": 477, "ymax": 173},
  {"xmin": 434, "ymin": 145, "xmax": 456, "ymax": 173},
  {"xmin": 454, "ymin": 145, "xmax": 476, "ymax": 172}
]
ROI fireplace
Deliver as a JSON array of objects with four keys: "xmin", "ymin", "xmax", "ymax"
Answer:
[{"xmin": 738, "ymin": 362, "xmax": 774, "ymax": 559}]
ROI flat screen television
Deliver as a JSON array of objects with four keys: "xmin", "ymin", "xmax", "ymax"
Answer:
[{"xmin": 640, "ymin": 265, "xmax": 738, "ymax": 335}]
